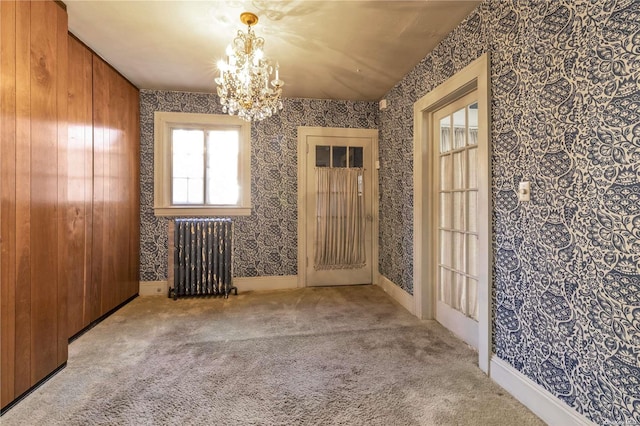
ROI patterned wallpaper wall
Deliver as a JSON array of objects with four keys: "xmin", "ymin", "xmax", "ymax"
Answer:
[
  {"xmin": 378, "ymin": 0, "xmax": 639, "ymax": 423},
  {"xmin": 139, "ymin": 91, "xmax": 378, "ymax": 281}
]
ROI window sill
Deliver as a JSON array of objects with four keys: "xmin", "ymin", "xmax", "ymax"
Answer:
[{"xmin": 154, "ymin": 206, "xmax": 251, "ymax": 217}]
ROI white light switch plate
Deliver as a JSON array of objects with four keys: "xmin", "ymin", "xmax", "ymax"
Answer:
[{"xmin": 518, "ymin": 181, "xmax": 530, "ymax": 202}]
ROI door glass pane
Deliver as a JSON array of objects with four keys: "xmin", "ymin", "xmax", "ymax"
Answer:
[
  {"xmin": 440, "ymin": 116, "xmax": 451, "ymax": 153},
  {"xmin": 468, "ymin": 102, "xmax": 478, "ymax": 145},
  {"xmin": 453, "ymin": 151, "xmax": 465, "ymax": 189},
  {"xmin": 468, "ymin": 278, "xmax": 478, "ymax": 320},
  {"xmin": 207, "ymin": 130, "xmax": 239, "ymax": 205},
  {"xmin": 440, "ymin": 155, "xmax": 451, "ymax": 190},
  {"xmin": 453, "ymin": 232, "xmax": 465, "ymax": 272},
  {"xmin": 453, "ymin": 192, "xmax": 464, "ymax": 230},
  {"xmin": 332, "ymin": 146, "xmax": 347, "ymax": 168},
  {"xmin": 440, "ymin": 230, "xmax": 451, "ymax": 266},
  {"xmin": 468, "ymin": 147, "xmax": 477, "ymax": 189},
  {"xmin": 468, "ymin": 235, "xmax": 478, "ymax": 277},
  {"xmin": 316, "ymin": 145, "xmax": 331, "ymax": 167},
  {"xmin": 468, "ymin": 191, "xmax": 477, "ymax": 232},
  {"xmin": 439, "ymin": 193, "xmax": 451, "ymax": 229},
  {"xmin": 457, "ymin": 273, "xmax": 467, "ymax": 312},
  {"xmin": 348, "ymin": 147, "xmax": 363, "ymax": 168},
  {"xmin": 453, "ymin": 107, "xmax": 466, "ymax": 149},
  {"xmin": 439, "ymin": 267, "xmax": 451, "ymax": 305}
]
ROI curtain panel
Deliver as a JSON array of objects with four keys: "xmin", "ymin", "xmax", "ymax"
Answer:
[{"xmin": 314, "ymin": 167, "xmax": 365, "ymax": 270}]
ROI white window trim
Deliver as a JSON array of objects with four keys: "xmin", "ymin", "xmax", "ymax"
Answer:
[{"xmin": 153, "ymin": 111, "xmax": 251, "ymax": 217}]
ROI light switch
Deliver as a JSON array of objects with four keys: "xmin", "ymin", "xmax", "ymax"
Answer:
[{"xmin": 518, "ymin": 181, "xmax": 530, "ymax": 202}]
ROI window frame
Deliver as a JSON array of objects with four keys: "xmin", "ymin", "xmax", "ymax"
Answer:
[{"xmin": 153, "ymin": 111, "xmax": 251, "ymax": 217}]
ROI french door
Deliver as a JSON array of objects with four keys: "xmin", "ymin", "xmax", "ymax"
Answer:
[{"xmin": 433, "ymin": 91, "xmax": 479, "ymax": 348}]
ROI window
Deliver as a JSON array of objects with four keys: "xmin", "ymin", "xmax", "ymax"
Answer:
[{"xmin": 154, "ymin": 112, "xmax": 251, "ymax": 216}]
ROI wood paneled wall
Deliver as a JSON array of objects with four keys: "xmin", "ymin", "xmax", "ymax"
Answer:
[
  {"xmin": 66, "ymin": 36, "xmax": 94, "ymax": 336},
  {"xmin": 1, "ymin": 0, "xmax": 68, "ymax": 408},
  {"xmin": 66, "ymin": 38, "xmax": 140, "ymax": 338},
  {"xmin": 1, "ymin": 1, "xmax": 140, "ymax": 410}
]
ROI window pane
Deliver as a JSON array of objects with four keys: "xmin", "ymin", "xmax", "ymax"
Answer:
[
  {"xmin": 332, "ymin": 146, "xmax": 347, "ymax": 168},
  {"xmin": 172, "ymin": 178, "xmax": 188, "ymax": 204},
  {"xmin": 453, "ymin": 108, "xmax": 465, "ymax": 149},
  {"xmin": 349, "ymin": 147, "xmax": 363, "ymax": 168},
  {"xmin": 187, "ymin": 178, "xmax": 204, "ymax": 204},
  {"xmin": 316, "ymin": 145, "xmax": 331, "ymax": 167},
  {"xmin": 440, "ymin": 116, "xmax": 451, "ymax": 153},
  {"xmin": 207, "ymin": 130, "xmax": 239, "ymax": 205},
  {"xmin": 172, "ymin": 129, "xmax": 205, "ymax": 205},
  {"xmin": 172, "ymin": 129, "xmax": 204, "ymax": 180}
]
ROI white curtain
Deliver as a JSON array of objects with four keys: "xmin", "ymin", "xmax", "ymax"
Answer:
[{"xmin": 314, "ymin": 167, "xmax": 365, "ymax": 270}]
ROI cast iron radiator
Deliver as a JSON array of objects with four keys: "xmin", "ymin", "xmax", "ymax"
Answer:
[{"xmin": 169, "ymin": 218, "xmax": 237, "ymax": 300}]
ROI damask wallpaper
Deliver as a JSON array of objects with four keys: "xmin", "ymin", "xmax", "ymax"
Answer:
[
  {"xmin": 139, "ymin": 92, "xmax": 378, "ymax": 281},
  {"xmin": 378, "ymin": 0, "xmax": 639, "ymax": 423}
]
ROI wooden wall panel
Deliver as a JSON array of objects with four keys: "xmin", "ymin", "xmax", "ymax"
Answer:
[
  {"xmin": 28, "ymin": 0, "xmax": 68, "ymax": 384},
  {"xmin": 0, "ymin": 0, "xmax": 17, "ymax": 409},
  {"xmin": 1, "ymin": 0, "xmax": 68, "ymax": 409},
  {"xmin": 66, "ymin": 36, "xmax": 93, "ymax": 338},
  {"xmin": 125, "ymin": 85, "xmax": 140, "ymax": 297},
  {"xmin": 92, "ymin": 56, "xmax": 108, "ymax": 318},
  {"xmin": 55, "ymin": 5, "xmax": 69, "ymax": 365},
  {"xmin": 14, "ymin": 0, "xmax": 33, "ymax": 397},
  {"xmin": 92, "ymin": 55, "xmax": 140, "ymax": 318}
]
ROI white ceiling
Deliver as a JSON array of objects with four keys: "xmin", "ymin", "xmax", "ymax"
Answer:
[{"xmin": 66, "ymin": 0, "xmax": 480, "ymax": 101}]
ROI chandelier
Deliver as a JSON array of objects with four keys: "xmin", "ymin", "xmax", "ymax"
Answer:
[{"xmin": 215, "ymin": 12, "xmax": 284, "ymax": 122}]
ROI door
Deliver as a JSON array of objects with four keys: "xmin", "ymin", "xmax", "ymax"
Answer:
[
  {"xmin": 433, "ymin": 91, "xmax": 479, "ymax": 348},
  {"xmin": 304, "ymin": 134, "xmax": 374, "ymax": 286}
]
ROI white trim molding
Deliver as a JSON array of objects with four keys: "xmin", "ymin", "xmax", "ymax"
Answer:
[
  {"xmin": 139, "ymin": 281, "xmax": 169, "ymax": 296},
  {"xmin": 490, "ymin": 357, "xmax": 596, "ymax": 426},
  {"xmin": 413, "ymin": 53, "xmax": 492, "ymax": 373},
  {"xmin": 233, "ymin": 275, "xmax": 298, "ymax": 292},
  {"xmin": 377, "ymin": 274, "xmax": 415, "ymax": 315}
]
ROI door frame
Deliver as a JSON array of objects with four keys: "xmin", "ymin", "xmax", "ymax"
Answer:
[
  {"xmin": 297, "ymin": 126, "xmax": 379, "ymax": 288},
  {"xmin": 413, "ymin": 54, "xmax": 492, "ymax": 373}
]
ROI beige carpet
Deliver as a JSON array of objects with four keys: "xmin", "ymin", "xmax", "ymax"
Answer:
[{"xmin": 2, "ymin": 285, "xmax": 543, "ymax": 425}]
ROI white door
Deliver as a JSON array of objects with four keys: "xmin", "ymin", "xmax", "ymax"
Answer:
[
  {"xmin": 433, "ymin": 91, "xmax": 479, "ymax": 348},
  {"xmin": 304, "ymin": 133, "xmax": 374, "ymax": 286}
]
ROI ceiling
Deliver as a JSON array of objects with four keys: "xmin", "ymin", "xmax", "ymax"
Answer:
[{"xmin": 66, "ymin": 1, "xmax": 480, "ymax": 101}]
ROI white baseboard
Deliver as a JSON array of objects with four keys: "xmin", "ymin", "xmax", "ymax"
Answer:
[
  {"xmin": 233, "ymin": 275, "xmax": 298, "ymax": 292},
  {"xmin": 376, "ymin": 274, "xmax": 415, "ymax": 315},
  {"xmin": 139, "ymin": 281, "xmax": 168, "ymax": 296},
  {"xmin": 490, "ymin": 357, "xmax": 594, "ymax": 426}
]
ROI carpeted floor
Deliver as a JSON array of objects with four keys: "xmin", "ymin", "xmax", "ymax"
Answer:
[{"xmin": 2, "ymin": 285, "xmax": 543, "ymax": 425}]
